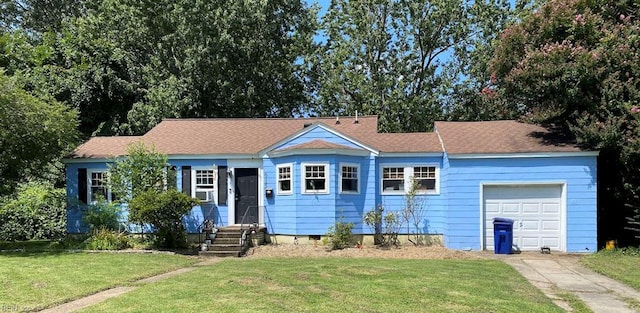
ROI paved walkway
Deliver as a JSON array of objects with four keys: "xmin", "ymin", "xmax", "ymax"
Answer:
[
  {"xmin": 490, "ymin": 252, "xmax": 640, "ymax": 313},
  {"xmin": 38, "ymin": 258, "xmax": 221, "ymax": 313}
]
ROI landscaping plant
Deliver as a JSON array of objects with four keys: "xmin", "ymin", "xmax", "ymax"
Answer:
[
  {"xmin": 325, "ymin": 216, "xmax": 354, "ymax": 250},
  {"xmin": 0, "ymin": 182, "xmax": 66, "ymax": 241},
  {"xmin": 128, "ymin": 189, "xmax": 199, "ymax": 249},
  {"xmin": 364, "ymin": 204, "xmax": 401, "ymax": 247}
]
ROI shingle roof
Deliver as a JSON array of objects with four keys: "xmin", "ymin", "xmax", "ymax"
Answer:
[
  {"xmin": 68, "ymin": 136, "xmax": 143, "ymax": 159},
  {"xmin": 434, "ymin": 120, "xmax": 584, "ymax": 154},
  {"xmin": 67, "ymin": 118, "xmax": 589, "ymax": 160},
  {"xmin": 275, "ymin": 139, "xmax": 362, "ymax": 152},
  {"xmin": 67, "ymin": 116, "xmax": 443, "ymax": 159}
]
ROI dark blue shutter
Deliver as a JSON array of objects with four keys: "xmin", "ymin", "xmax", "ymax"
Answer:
[
  {"xmin": 78, "ymin": 168, "xmax": 87, "ymax": 204},
  {"xmin": 218, "ymin": 166, "xmax": 227, "ymax": 205},
  {"xmin": 182, "ymin": 166, "xmax": 191, "ymax": 195}
]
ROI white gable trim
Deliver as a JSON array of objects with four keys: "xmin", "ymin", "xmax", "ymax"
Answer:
[
  {"xmin": 258, "ymin": 123, "xmax": 379, "ymax": 157},
  {"xmin": 448, "ymin": 151, "xmax": 599, "ymax": 159},
  {"xmin": 266, "ymin": 148, "xmax": 372, "ymax": 158},
  {"xmin": 378, "ymin": 152, "xmax": 444, "ymax": 158}
]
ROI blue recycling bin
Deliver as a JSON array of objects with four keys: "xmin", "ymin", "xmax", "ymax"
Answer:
[{"xmin": 493, "ymin": 218, "xmax": 514, "ymax": 254}]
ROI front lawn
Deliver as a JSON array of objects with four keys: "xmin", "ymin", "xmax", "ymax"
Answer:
[
  {"xmin": 81, "ymin": 258, "xmax": 563, "ymax": 313},
  {"xmin": 582, "ymin": 249, "xmax": 640, "ymax": 291},
  {"xmin": 0, "ymin": 251, "xmax": 198, "ymax": 311}
]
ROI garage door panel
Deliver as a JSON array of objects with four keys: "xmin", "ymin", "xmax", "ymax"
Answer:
[
  {"xmin": 484, "ymin": 185, "xmax": 562, "ymax": 252},
  {"xmin": 502, "ymin": 203, "xmax": 520, "ymax": 214},
  {"xmin": 542, "ymin": 237, "xmax": 560, "ymax": 249},
  {"xmin": 542, "ymin": 203, "xmax": 560, "ymax": 214},
  {"xmin": 522, "ymin": 203, "xmax": 540, "ymax": 214},
  {"xmin": 542, "ymin": 220, "xmax": 560, "ymax": 231},
  {"xmin": 521, "ymin": 220, "xmax": 540, "ymax": 231},
  {"xmin": 485, "ymin": 203, "xmax": 500, "ymax": 214}
]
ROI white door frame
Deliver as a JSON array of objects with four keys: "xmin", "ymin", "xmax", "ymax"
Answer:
[
  {"xmin": 479, "ymin": 181, "xmax": 567, "ymax": 252},
  {"xmin": 227, "ymin": 159, "xmax": 264, "ymax": 226}
]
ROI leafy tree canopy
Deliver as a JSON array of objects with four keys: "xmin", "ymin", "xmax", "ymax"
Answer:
[
  {"xmin": 0, "ymin": 70, "xmax": 78, "ymax": 196},
  {"xmin": 489, "ymin": 0, "xmax": 640, "ymax": 243},
  {"xmin": 108, "ymin": 142, "xmax": 169, "ymax": 202},
  {"xmin": 310, "ymin": 0, "xmax": 520, "ymax": 132}
]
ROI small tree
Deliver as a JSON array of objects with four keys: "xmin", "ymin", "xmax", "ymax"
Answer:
[
  {"xmin": 402, "ymin": 179, "xmax": 428, "ymax": 246},
  {"xmin": 128, "ymin": 189, "xmax": 199, "ymax": 249},
  {"xmin": 364, "ymin": 204, "xmax": 401, "ymax": 247},
  {"xmin": 108, "ymin": 142, "xmax": 169, "ymax": 202}
]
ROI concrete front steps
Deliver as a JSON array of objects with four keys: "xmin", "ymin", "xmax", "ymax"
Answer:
[{"xmin": 198, "ymin": 226, "xmax": 266, "ymax": 257}]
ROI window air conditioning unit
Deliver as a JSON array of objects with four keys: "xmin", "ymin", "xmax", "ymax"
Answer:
[{"xmin": 195, "ymin": 190, "xmax": 214, "ymax": 202}]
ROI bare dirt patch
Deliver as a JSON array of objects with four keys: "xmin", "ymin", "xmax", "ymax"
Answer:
[{"xmin": 245, "ymin": 244, "xmax": 482, "ymax": 259}]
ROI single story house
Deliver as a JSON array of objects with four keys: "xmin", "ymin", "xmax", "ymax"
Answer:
[{"xmin": 64, "ymin": 116, "xmax": 598, "ymax": 252}]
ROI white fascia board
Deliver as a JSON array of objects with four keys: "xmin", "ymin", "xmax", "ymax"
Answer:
[
  {"xmin": 167, "ymin": 154, "xmax": 258, "ymax": 160},
  {"xmin": 447, "ymin": 151, "xmax": 599, "ymax": 159},
  {"xmin": 265, "ymin": 148, "xmax": 372, "ymax": 158},
  {"xmin": 257, "ymin": 123, "xmax": 379, "ymax": 156},
  {"xmin": 63, "ymin": 158, "xmax": 114, "ymax": 164},
  {"xmin": 377, "ymin": 152, "xmax": 444, "ymax": 158}
]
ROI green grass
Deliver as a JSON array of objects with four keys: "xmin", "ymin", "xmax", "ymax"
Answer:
[
  {"xmin": 81, "ymin": 258, "xmax": 564, "ymax": 313},
  {"xmin": 556, "ymin": 291, "xmax": 593, "ymax": 313},
  {"xmin": 581, "ymin": 249, "xmax": 640, "ymax": 291},
  {"xmin": 0, "ymin": 251, "xmax": 198, "ymax": 311}
]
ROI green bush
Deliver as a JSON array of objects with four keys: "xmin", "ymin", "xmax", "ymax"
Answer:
[
  {"xmin": 364, "ymin": 204, "xmax": 401, "ymax": 247},
  {"xmin": 84, "ymin": 228, "xmax": 130, "ymax": 250},
  {"xmin": 128, "ymin": 189, "xmax": 199, "ymax": 249},
  {"xmin": 326, "ymin": 217, "xmax": 354, "ymax": 250},
  {"xmin": 83, "ymin": 197, "xmax": 122, "ymax": 231},
  {"xmin": 0, "ymin": 182, "xmax": 66, "ymax": 241}
]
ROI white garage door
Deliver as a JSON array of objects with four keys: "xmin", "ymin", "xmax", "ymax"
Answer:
[{"xmin": 484, "ymin": 185, "xmax": 563, "ymax": 252}]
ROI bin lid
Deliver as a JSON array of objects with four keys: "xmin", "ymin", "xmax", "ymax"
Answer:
[{"xmin": 493, "ymin": 217, "xmax": 514, "ymax": 224}]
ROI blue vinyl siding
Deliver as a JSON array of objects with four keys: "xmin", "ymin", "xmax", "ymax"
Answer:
[
  {"xmin": 266, "ymin": 154, "xmax": 376, "ymax": 235},
  {"xmin": 377, "ymin": 156, "xmax": 447, "ymax": 235},
  {"xmin": 445, "ymin": 156, "xmax": 597, "ymax": 252},
  {"xmin": 65, "ymin": 159, "xmax": 227, "ymax": 234},
  {"xmin": 274, "ymin": 126, "xmax": 365, "ymax": 151}
]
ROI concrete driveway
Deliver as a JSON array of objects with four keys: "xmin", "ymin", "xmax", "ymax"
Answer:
[{"xmin": 488, "ymin": 252, "xmax": 640, "ymax": 312}]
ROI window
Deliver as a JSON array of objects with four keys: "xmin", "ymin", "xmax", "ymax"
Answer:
[
  {"xmin": 382, "ymin": 167, "xmax": 405, "ymax": 192},
  {"xmin": 302, "ymin": 164, "xmax": 328, "ymax": 193},
  {"xmin": 194, "ymin": 169, "xmax": 215, "ymax": 202},
  {"xmin": 89, "ymin": 171, "xmax": 113, "ymax": 202},
  {"xmin": 381, "ymin": 165, "xmax": 440, "ymax": 195},
  {"xmin": 340, "ymin": 164, "xmax": 359, "ymax": 193},
  {"xmin": 277, "ymin": 164, "xmax": 293, "ymax": 194},
  {"xmin": 413, "ymin": 166, "xmax": 436, "ymax": 191}
]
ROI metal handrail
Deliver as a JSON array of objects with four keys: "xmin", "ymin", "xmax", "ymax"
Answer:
[{"xmin": 239, "ymin": 205, "xmax": 261, "ymax": 231}]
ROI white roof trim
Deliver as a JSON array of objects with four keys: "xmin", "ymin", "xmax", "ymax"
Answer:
[
  {"xmin": 258, "ymin": 123, "xmax": 379, "ymax": 156},
  {"xmin": 448, "ymin": 151, "xmax": 599, "ymax": 159},
  {"xmin": 377, "ymin": 152, "xmax": 443, "ymax": 157},
  {"xmin": 266, "ymin": 148, "xmax": 372, "ymax": 158}
]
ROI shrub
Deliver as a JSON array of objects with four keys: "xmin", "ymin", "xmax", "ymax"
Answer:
[
  {"xmin": 83, "ymin": 197, "xmax": 121, "ymax": 231},
  {"xmin": 128, "ymin": 189, "xmax": 199, "ymax": 249},
  {"xmin": 326, "ymin": 217, "xmax": 354, "ymax": 250},
  {"xmin": 0, "ymin": 182, "xmax": 66, "ymax": 241},
  {"xmin": 84, "ymin": 228, "xmax": 130, "ymax": 250},
  {"xmin": 364, "ymin": 204, "xmax": 401, "ymax": 247}
]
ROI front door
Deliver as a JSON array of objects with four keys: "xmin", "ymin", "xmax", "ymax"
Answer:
[{"xmin": 234, "ymin": 168, "xmax": 259, "ymax": 224}]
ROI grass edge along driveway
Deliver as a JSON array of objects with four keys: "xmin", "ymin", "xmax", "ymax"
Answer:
[
  {"xmin": 0, "ymin": 251, "xmax": 198, "ymax": 312},
  {"xmin": 81, "ymin": 257, "xmax": 564, "ymax": 313}
]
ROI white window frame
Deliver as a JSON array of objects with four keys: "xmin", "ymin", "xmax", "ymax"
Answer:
[
  {"xmin": 192, "ymin": 166, "xmax": 216, "ymax": 203},
  {"xmin": 339, "ymin": 163, "xmax": 359, "ymax": 194},
  {"xmin": 301, "ymin": 163, "xmax": 329, "ymax": 194},
  {"xmin": 412, "ymin": 166, "xmax": 438, "ymax": 193},
  {"xmin": 88, "ymin": 170, "xmax": 113, "ymax": 202},
  {"xmin": 381, "ymin": 166, "xmax": 405, "ymax": 194},
  {"xmin": 380, "ymin": 164, "xmax": 440, "ymax": 195},
  {"xmin": 276, "ymin": 163, "xmax": 293, "ymax": 195}
]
